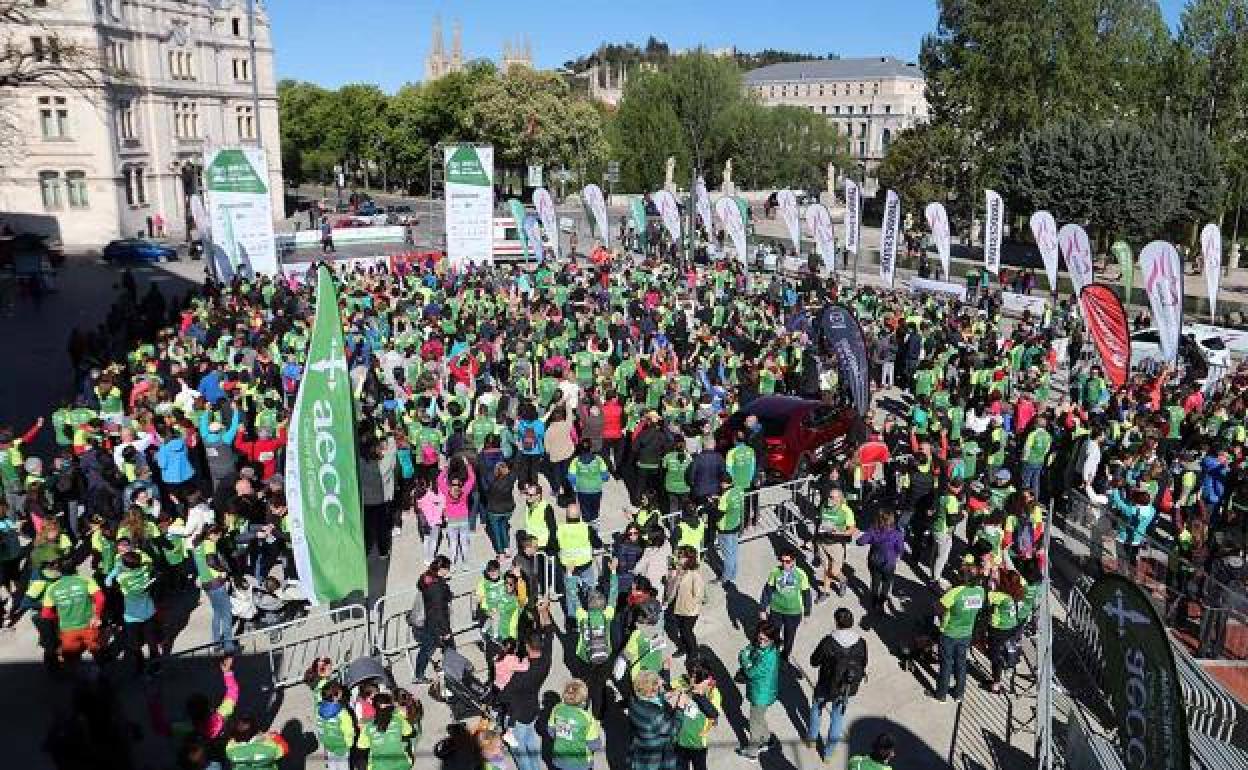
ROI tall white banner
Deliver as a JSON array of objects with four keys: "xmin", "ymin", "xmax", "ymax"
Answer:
[
  {"xmin": 806, "ymin": 203, "xmax": 836, "ymax": 273},
  {"xmin": 653, "ymin": 189, "xmax": 681, "ymax": 244},
  {"xmin": 694, "ymin": 176, "xmax": 713, "ymax": 240},
  {"xmin": 879, "ymin": 189, "xmax": 901, "ymax": 288},
  {"xmin": 444, "ymin": 144, "xmax": 494, "ymax": 267},
  {"xmin": 925, "ymin": 202, "xmax": 951, "ymax": 280},
  {"xmin": 984, "ymin": 189, "xmax": 1004, "ymax": 275},
  {"xmin": 533, "ymin": 187, "xmax": 560, "ymax": 260},
  {"xmin": 1030, "ymin": 210, "xmax": 1060, "ymax": 294},
  {"xmin": 715, "ymin": 195, "xmax": 747, "ymax": 266},
  {"xmin": 1058, "ymin": 223, "xmax": 1094, "ymax": 296},
  {"xmin": 777, "ymin": 189, "xmax": 801, "ymax": 256},
  {"xmin": 203, "ymin": 146, "xmax": 277, "ymax": 278},
  {"xmin": 1201, "ymin": 223, "xmax": 1222, "ymax": 320},
  {"xmin": 1139, "ymin": 240, "xmax": 1184, "ymax": 363},
  {"xmin": 844, "ymin": 179, "xmax": 861, "ymax": 256},
  {"xmin": 582, "ymin": 183, "xmax": 610, "ymax": 248}
]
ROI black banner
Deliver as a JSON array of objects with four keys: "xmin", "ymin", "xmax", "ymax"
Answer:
[{"xmin": 818, "ymin": 303, "xmax": 870, "ymax": 417}]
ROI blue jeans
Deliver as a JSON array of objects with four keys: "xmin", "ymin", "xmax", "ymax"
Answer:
[
  {"xmin": 486, "ymin": 511, "xmax": 511, "ymax": 555},
  {"xmin": 412, "ymin": 624, "xmax": 447, "ymax": 680},
  {"xmin": 510, "ymin": 719, "xmax": 543, "ymax": 770},
  {"xmin": 1021, "ymin": 463, "xmax": 1043, "ymax": 497},
  {"xmin": 936, "ymin": 634, "xmax": 971, "ymax": 699},
  {"xmin": 808, "ymin": 696, "xmax": 849, "ymax": 754},
  {"xmin": 563, "ymin": 564, "xmax": 597, "ymax": 620},
  {"xmin": 205, "ymin": 583, "xmax": 235, "ymax": 651},
  {"xmin": 717, "ymin": 532, "xmax": 740, "ymax": 584},
  {"xmin": 576, "ymin": 491, "xmax": 602, "ymax": 523}
]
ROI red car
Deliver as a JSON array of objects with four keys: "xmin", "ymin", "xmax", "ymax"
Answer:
[{"xmin": 716, "ymin": 395, "xmax": 857, "ymax": 480}]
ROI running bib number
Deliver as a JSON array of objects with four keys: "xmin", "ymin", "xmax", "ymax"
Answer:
[{"xmin": 962, "ymin": 595, "xmax": 984, "ymax": 610}]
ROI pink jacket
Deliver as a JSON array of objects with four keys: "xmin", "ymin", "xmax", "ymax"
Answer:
[
  {"xmin": 437, "ymin": 466, "xmax": 476, "ymax": 522},
  {"xmin": 417, "ymin": 490, "xmax": 446, "ymax": 528}
]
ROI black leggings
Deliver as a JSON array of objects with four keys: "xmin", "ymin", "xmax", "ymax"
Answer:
[
  {"xmin": 769, "ymin": 611, "xmax": 801, "ymax": 661},
  {"xmin": 673, "ymin": 613, "xmax": 699, "ymax": 656},
  {"xmin": 677, "ymin": 745, "xmax": 708, "ymax": 770}
]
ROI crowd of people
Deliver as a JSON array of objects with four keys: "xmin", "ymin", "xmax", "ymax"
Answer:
[{"xmin": 3, "ymin": 234, "xmax": 1247, "ymax": 770}]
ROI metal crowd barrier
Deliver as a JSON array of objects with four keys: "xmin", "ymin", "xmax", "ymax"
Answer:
[
  {"xmin": 168, "ymin": 602, "xmax": 372, "ymax": 691},
  {"xmin": 370, "ymin": 582, "xmax": 479, "ymax": 684}
]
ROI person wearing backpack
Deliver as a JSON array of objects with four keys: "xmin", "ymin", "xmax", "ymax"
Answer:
[
  {"xmin": 512, "ymin": 402, "xmax": 546, "ymax": 489},
  {"xmin": 568, "ymin": 439, "xmax": 610, "ymax": 524},
  {"xmin": 574, "ymin": 557, "xmax": 619, "ymax": 719},
  {"xmin": 806, "ymin": 608, "xmax": 867, "ymax": 760}
]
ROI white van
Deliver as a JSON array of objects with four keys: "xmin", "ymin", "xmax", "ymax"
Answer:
[{"xmin": 493, "ymin": 216, "xmax": 551, "ymax": 262}]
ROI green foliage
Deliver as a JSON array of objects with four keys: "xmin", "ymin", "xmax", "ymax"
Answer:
[
  {"xmin": 610, "ymin": 52, "xmax": 849, "ymax": 192},
  {"xmin": 876, "ymin": 123, "xmax": 970, "ymax": 226},
  {"xmin": 1002, "ymin": 116, "xmax": 1222, "ymax": 241}
]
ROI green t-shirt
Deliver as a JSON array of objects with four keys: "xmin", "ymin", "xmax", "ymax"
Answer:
[
  {"xmin": 848, "ymin": 756, "xmax": 893, "ymax": 770},
  {"xmin": 939, "ymin": 584, "xmax": 986, "ymax": 639},
  {"xmin": 44, "ymin": 574, "xmax": 100, "ymax": 631},
  {"xmin": 726, "ymin": 445, "xmax": 756, "ymax": 489},
  {"xmin": 674, "ymin": 681, "xmax": 722, "ymax": 749},
  {"xmin": 988, "ymin": 590, "xmax": 1020, "ymax": 630},
  {"xmin": 662, "ymin": 452, "xmax": 692, "ymax": 494},
  {"xmin": 819, "ymin": 502, "xmax": 856, "ymax": 530},
  {"xmin": 766, "ymin": 566, "xmax": 809, "ymax": 616},
  {"xmin": 358, "ymin": 715, "xmax": 414, "ymax": 770},
  {"xmin": 549, "ymin": 703, "xmax": 601, "ymax": 766},
  {"xmin": 225, "ymin": 736, "xmax": 286, "ymax": 770},
  {"xmin": 717, "ymin": 487, "xmax": 745, "ymax": 532},
  {"xmin": 569, "ymin": 455, "xmax": 608, "ymax": 494}
]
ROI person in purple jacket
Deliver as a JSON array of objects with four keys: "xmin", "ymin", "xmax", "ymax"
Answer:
[{"xmin": 857, "ymin": 509, "xmax": 906, "ymax": 614}]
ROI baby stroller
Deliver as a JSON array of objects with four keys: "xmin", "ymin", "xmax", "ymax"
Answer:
[
  {"xmin": 230, "ymin": 575, "xmax": 309, "ymax": 635},
  {"xmin": 343, "ymin": 655, "xmax": 396, "ymax": 693},
  {"xmin": 431, "ymin": 647, "xmax": 496, "ymax": 722}
]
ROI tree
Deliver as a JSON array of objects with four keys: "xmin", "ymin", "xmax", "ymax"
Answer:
[
  {"xmin": 610, "ymin": 69, "xmax": 688, "ymax": 192},
  {"xmin": 876, "ymin": 123, "xmax": 969, "ymax": 224},
  {"xmin": 0, "ymin": 1, "xmax": 104, "ymax": 90},
  {"xmin": 1002, "ymin": 116, "xmax": 1222, "ymax": 243}
]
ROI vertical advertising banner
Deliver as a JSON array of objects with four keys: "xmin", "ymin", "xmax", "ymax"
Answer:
[
  {"xmin": 1079, "ymin": 284, "xmax": 1132, "ymax": 388},
  {"xmin": 1112, "ymin": 240, "xmax": 1135, "ymax": 303},
  {"xmin": 1139, "ymin": 240, "xmax": 1184, "ymax": 363},
  {"xmin": 984, "ymin": 188, "xmax": 1004, "ymax": 275},
  {"xmin": 777, "ymin": 189, "xmax": 801, "ymax": 256},
  {"xmin": 630, "ymin": 197, "xmax": 648, "ymax": 254},
  {"xmin": 844, "ymin": 179, "xmax": 861, "ymax": 256},
  {"xmin": 653, "ymin": 189, "xmax": 682, "ymax": 245},
  {"xmin": 1031, "ymin": 211, "xmax": 1060, "ymax": 294},
  {"xmin": 818, "ymin": 304, "xmax": 871, "ymax": 417},
  {"xmin": 533, "ymin": 187, "xmax": 560, "ymax": 260},
  {"xmin": 694, "ymin": 176, "xmax": 714, "ymax": 239},
  {"xmin": 507, "ymin": 199, "xmax": 530, "ymax": 260},
  {"xmin": 1059, "ymin": 223, "xmax": 1095, "ymax": 297},
  {"xmin": 925, "ymin": 202, "xmax": 951, "ymax": 280},
  {"xmin": 444, "ymin": 144, "xmax": 494, "ymax": 267},
  {"xmin": 203, "ymin": 146, "xmax": 277, "ymax": 278},
  {"xmin": 805, "ymin": 203, "xmax": 836, "ymax": 273},
  {"xmin": 879, "ymin": 189, "xmax": 901, "ymax": 288},
  {"xmin": 1086, "ymin": 575, "xmax": 1190, "ymax": 770},
  {"xmin": 286, "ymin": 266, "xmax": 367, "ymax": 606},
  {"xmin": 1201, "ymin": 223, "xmax": 1222, "ymax": 320},
  {"xmin": 582, "ymin": 183, "xmax": 610, "ymax": 247},
  {"xmin": 523, "ymin": 214, "xmax": 545, "ymax": 263},
  {"xmin": 715, "ymin": 195, "xmax": 748, "ymax": 266}
]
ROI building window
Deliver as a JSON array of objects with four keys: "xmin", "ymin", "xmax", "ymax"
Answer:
[
  {"xmin": 169, "ymin": 50, "xmax": 195, "ymax": 80},
  {"xmin": 107, "ymin": 40, "xmax": 130, "ymax": 73},
  {"xmin": 818, "ymin": 85, "xmax": 824, "ymax": 96},
  {"xmin": 123, "ymin": 166, "xmax": 147, "ymax": 206},
  {"xmin": 820, "ymin": 105, "xmax": 827, "ymax": 114},
  {"xmin": 66, "ymin": 171, "xmax": 89, "ymax": 208},
  {"xmin": 884, "ymin": 104, "xmax": 892, "ymax": 115},
  {"xmin": 861, "ymin": 106, "xmax": 868, "ymax": 114},
  {"xmin": 858, "ymin": 141, "xmax": 866, "ymax": 157},
  {"xmin": 39, "ymin": 171, "xmax": 62, "ymax": 209},
  {"xmin": 38, "ymin": 96, "xmax": 69, "ymax": 139},
  {"xmin": 173, "ymin": 101, "xmax": 199, "ymax": 139},
  {"xmin": 231, "ymin": 17, "xmax": 242, "ymax": 36},
  {"xmin": 30, "ymin": 36, "xmax": 60, "ymax": 64},
  {"xmin": 873, "ymin": 82, "xmax": 880, "ymax": 94},
  {"xmin": 882, "ymin": 129, "xmax": 892, "ymax": 151},
  {"xmin": 117, "ymin": 98, "xmax": 136, "ymax": 140},
  {"xmin": 232, "ymin": 58, "xmax": 251, "ymax": 82},
  {"xmin": 833, "ymin": 105, "xmax": 840, "ymax": 115},
  {"xmin": 859, "ymin": 123, "xmax": 867, "ymax": 138},
  {"xmin": 236, "ymin": 105, "xmax": 255, "ymax": 140}
]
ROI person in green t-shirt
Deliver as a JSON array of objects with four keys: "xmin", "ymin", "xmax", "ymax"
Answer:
[
  {"xmin": 1020, "ymin": 417, "xmax": 1052, "ymax": 497},
  {"xmin": 225, "ymin": 716, "xmax": 290, "ymax": 770},
  {"xmin": 715, "ymin": 475, "xmax": 745, "ymax": 585},
  {"xmin": 758, "ymin": 548, "xmax": 811, "ymax": 661},
  {"xmin": 315, "ymin": 682, "xmax": 356, "ymax": 770},
  {"xmin": 41, "ymin": 559, "xmax": 104, "ymax": 666},
  {"xmin": 848, "ymin": 733, "xmax": 898, "ymax": 770},
  {"xmin": 933, "ymin": 567, "xmax": 986, "ymax": 701},
  {"xmin": 986, "ymin": 570, "xmax": 1027, "ymax": 693},
  {"xmin": 545, "ymin": 678, "xmax": 603, "ymax": 770}
]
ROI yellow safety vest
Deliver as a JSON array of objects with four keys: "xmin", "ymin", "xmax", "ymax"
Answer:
[
  {"xmin": 525, "ymin": 501, "xmax": 552, "ymax": 548},
  {"xmin": 677, "ymin": 519, "xmax": 706, "ymax": 552},
  {"xmin": 556, "ymin": 521, "xmax": 593, "ymax": 568}
]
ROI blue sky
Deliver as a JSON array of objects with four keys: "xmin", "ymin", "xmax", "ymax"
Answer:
[{"xmin": 269, "ymin": 0, "xmax": 1189, "ymax": 93}]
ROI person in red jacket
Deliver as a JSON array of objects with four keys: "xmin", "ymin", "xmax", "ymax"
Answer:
[
  {"xmin": 601, "ymin": 391, "xmax": 625, "ymax": 474},
  {"xmin": 235, "ymin": 424, "xmax": 287, "ymax": 480}
]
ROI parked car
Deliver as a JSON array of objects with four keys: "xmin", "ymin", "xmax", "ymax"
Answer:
[
  {"xmin": 1130, "ymin": 327, "xmax": 1231, "ymax": 378},
  {"xmin": 386, "ymin": 204, "xmax": 417, "ymax": 226},
  {"xmin": 357, "ymin": 200, "xmax": 381, "ymax": 217},
  {"xmin": 102, "ymin": 238, "xmax": 176, "ymax": 263},
  {"xmin": 715, "ymin": 395, "xmax": 856, "ymax": 480}
]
